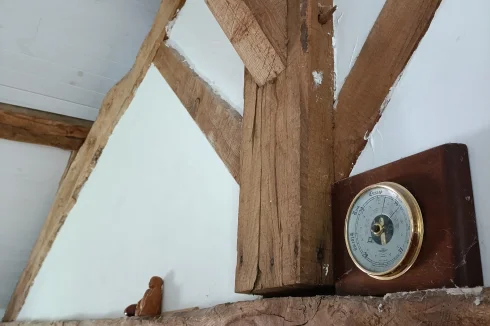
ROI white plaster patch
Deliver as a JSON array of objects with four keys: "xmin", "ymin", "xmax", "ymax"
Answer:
[
  {"xmin": 332, "ymin": 36, "xmax": 338, "ymax": 109},
  {"xmin": 323, "ymin": 264, "xmax": 330, "ymax": 276},
  {"xmin": 445, "ymin": 286, "xmax": 483, "ymax": 296},
  {"xmin": 312, "ymin": 71, "xmax": 324, "ymax": 88},
  {"xmin": 383, "ymin": 287, "xmax": 483, "ymax": 301},
  {"xmin": 165, "ymin": 15, "xmax": 178, "ymax": 35},
  {"xmin": 379, "ymin": 71, "xmax": 404, "ymax": 114},
  {"xmin": 378, "ymin": 303, "xmax": 383, "ymax": 313},
  {"xmin": 474, "ymin": 297, "xmax": 482, "ymax": 306}
]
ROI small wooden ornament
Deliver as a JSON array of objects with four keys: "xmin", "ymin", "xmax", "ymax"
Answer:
[
  {"xmin": 136, "ymin": 276, "xmax": 164, "ymax": 317},
  {"xmin": 124, "ymin": 276, "xmax": 164, "ymax": 317},
  {"xmin": 124, "ymin": 304, "xmax": 136, "ymax": 317}
]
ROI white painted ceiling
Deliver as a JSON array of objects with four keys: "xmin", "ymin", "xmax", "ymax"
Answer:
[
  {"xmin": 0, "ymin": 0, "xmax": 161, "ymax": 121},
  {"xmin": 0, "ymin": 0, "xmax": 160, "ymax": 312}
]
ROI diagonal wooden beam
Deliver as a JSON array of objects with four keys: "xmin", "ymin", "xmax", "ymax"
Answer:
[
  {"xmin": 153, "ymin": 45, "xmax": 242, "ymax": 183},
  {"xmin": 0, "ymin": 102, "xmax": 92, "ymax": 150},
  {"xmin": 333, "ymin": 0, "xmax": 442, "ymax": 181},
  {"xmin": 4, "ymin": 288, "xmax": 489, "ymax": 325},
  {"xmin": 1, "ymin": 0, "xmax": 186, "ymax": 321},
  {"xmin": 206, "ymin": 0, "xmax": 287, "ymax": 86}
]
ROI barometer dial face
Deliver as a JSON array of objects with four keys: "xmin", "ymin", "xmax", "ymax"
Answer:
[{"xmin": 345, "ymin": 182, "xmax": 424, "ymax": 280}]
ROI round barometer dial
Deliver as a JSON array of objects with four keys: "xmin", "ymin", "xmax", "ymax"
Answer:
[{"xmin": 345, "ymin": 182, "xmax": 424, "ymax": 280}]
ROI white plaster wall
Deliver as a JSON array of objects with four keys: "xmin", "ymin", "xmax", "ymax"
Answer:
[
  {"xmin": 348, "ymin": 0, "xmax": 490, "ymax": 284},
  {"xmin": 18, "ymin": 65, "xmax": 252, "ymax": 321},
  {"xmin": 0, "ymin": 140, "xmax": 70, "ymax": 310}
]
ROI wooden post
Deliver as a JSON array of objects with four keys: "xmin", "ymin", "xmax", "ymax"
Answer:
[{"xmin": 236, "ymin": 0, "xmax": 335, "ymax": 294}]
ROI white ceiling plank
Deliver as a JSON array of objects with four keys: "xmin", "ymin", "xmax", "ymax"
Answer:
[
  {"xmin": 0, "ymin": 0, "xmax": 160, "ymax": 120},
  {"xmin": 0, "ymin": 67, "xmax": 105, "ymax": 109},
  {"xmin": 0, "ymin": 85, "xmax": 98, "ymax": 121},
  {"xmin": 0, "ymin": 50, "xmax": 116, "ymax": 94}
]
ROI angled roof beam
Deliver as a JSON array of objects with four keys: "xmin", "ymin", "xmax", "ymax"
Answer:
[
  {"xmin": 333, "ymin": 0, "xmax": 442, "ymax": 181},
  {"xmin": 0, "ymin": 102, "xmax": 92, "ymax": 150}
]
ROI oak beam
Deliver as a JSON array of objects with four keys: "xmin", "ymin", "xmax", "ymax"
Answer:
[
  {"xmin": 333, "ymin": 0, "xmax": 442, "ymax": 181},
  {"xmin": 236, "ymin": 0, "xmax": 335, "ymax": 294},
  {"xmin": 206, "ymin": 0, "xmax": 287, "ymax": 86},
  {"xmin": 1, "ymin": 0, "xmax": 186, "ymax": 321},
  {"xmin": 153, "ymin": 45, "xmax": 242, "ymax": 183},
  {"xmin": 4, "ymin": 288, "xmax": 488, "ymax": 325},
  {"xmin": 0, "ymin": 102, "xmax": 92, "ymax": 150}
]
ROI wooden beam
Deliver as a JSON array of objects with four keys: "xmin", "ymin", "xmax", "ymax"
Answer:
[
  {"xmin": 333, "ymin": 0, "xmax": 442, "ymax": 181},
  {"xmin": 4, "ymin": 288, "xmax": 489, "ymax": 325},
  {"xmin": 153, "ymin": 45, "xmax": 242, "ymax": 183},
  {"xmin": 0, "ymin": 102, "xmax": 92, "ymax": 150},
  {"xmin": 206, "ymin": 0, "xmax": 286, "ymax": 86},
  {"xmin": 236, "ymin": 0, "xmax": 335, "ymax": 294},
  {"xmin": 1, "ymin": 0, "xmax": 186, "ymax": 321},
  {"xmin": 58, "ymin": 150, "xmax": 78, "ymax": 188}
]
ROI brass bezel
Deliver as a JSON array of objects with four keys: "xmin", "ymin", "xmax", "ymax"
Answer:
[{"xmin": 344, "ymin": 182, "xmax": 424, "ymax": 280}]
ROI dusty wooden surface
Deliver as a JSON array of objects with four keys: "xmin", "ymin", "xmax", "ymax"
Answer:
[
  {"xmin": 206, "ymin": 0, "xmax": 286, "ymax": 86},
  {"xmin": 333, "ymin": 0, "xmax": 442, "ymax": 181},
  {"xmin": 4, "ymin": 288, "xmax": 489, "ymax": 325},
  {"xmin": 236, "ymin": 0, "xmax": 335, "ymax": 294},
  {"xmin": 0, "ymin": 102, "xmax": 92, "ymax": 150},
  {"xmin": 243, "ymin": 0, "xmax": 287, "ymax": 64},
  {"xmin": 153, "ymin": 45, "xmax": 242, "ymax": 183},
  {"xmin": 1, "ymin": 0, "xmax": 186, "ymax": 321}
]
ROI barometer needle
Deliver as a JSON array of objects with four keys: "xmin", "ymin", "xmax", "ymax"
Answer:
[{"xmin": 380, "ymin": 217, "xmax": 387, "ymax": 245}]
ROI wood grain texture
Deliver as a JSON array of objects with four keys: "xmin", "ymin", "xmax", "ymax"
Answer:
[
  {"xmin": 206, "ymin": 0, "xmax": 286, "ymax": 86},
  {"xmin": 242, "ymin": 0, "xmax": 287, "ymax": 62},
  {"xmin": 236, "ymin": 0, "xmax": 335, "ymax": 294},
  {"xmin": 3, "ymin": 288, "xmax": 489, "ymax": 325},
  {"xmin": 0, "ymin": 102, "xmax": 92, "ymax": 150},
  {"xmin": 58, "ymin": 150, "xmax": 79, "ymax": 188},
  {"xmin": 1, "ymin": 0, "xmax": 186, "ymax": 321},
  {"xmin": 333, "ymin": 0, "xmax": 442, "ymax": 181},
  {"xmin": 333, "ymin": 144, "xmax": 483, "ymax": 295},
  {"xmin": 153, "ymin": 45, "xmax": 242, "ymax": 183}
]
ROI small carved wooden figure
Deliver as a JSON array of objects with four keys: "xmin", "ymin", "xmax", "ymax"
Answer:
[{"xmin": 124, "ymin": 276, "xmax": 164, "ymax": 317}]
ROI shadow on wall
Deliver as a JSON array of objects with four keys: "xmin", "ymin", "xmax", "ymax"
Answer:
[
  {"xmin": 459, "ymin": 124, "xmax": 490, "ymax": 286},
  {"xmin": 163, "ymin": 270, "xmax": 181, "ymax": 311}
]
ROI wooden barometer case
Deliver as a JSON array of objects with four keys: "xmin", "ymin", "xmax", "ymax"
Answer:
[{"xmin": 332, "ymin": 143, "xmax": 483, "ymax": 295}]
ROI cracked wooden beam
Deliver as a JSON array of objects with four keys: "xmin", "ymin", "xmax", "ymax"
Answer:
[
  {"xmin": 4, "ymin": 288, "xmax": 489, "ymax": 325},
  {"xmin": 1, "ymin": 0, "xmax": 186, "ymax": 321},
  {"xmin": 333, "ymin": 0, "xmax": 442, "ymax": 181},
  {"xmin": 206, "ymin": 0, "xmax": 287, "ymax": 86},
  {"xmin": 153, "ymin": 45, "xmax": 242, "ymax": 183},
  {"xmin": 0, "ymin": 102, "xmax": 92, "ymax": 150},
  {"xmin": 236, "ymin": 0, "xmax": 335, "ymax": 294}
]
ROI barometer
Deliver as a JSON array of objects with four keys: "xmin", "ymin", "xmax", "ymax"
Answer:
[
  {"xmin": 345, "ymin": 182, "xmax": 423, "ymax": 280},
  {"xmin": 333, "ymin": 144, "xmax": 483, "ymax": 295}
]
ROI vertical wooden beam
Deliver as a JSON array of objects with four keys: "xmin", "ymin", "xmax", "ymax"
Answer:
[
  {"xmin": 333, "ymin": 0, "xmax": 442, "ymax": 181},
  {"xmin": 236, "ymin": 0, "xmax": 335, "ymax": 294},
  {"xmin": 206, "ymin": 0, "xmax": 287, "ymax": 86}
]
